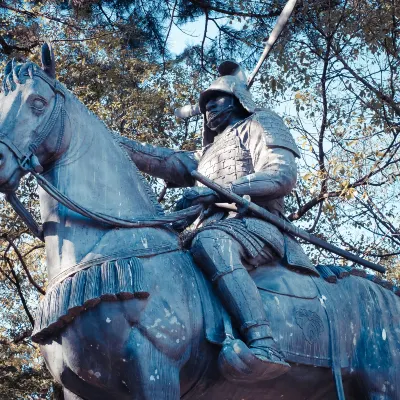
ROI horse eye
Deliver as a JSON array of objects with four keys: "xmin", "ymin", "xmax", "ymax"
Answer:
[{"xmin": 32, "ymin": 98, "xmax": 46, "ymax": 111}]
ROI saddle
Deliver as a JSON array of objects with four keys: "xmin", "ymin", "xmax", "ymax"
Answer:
[{"xmin": 197, "ymin": 262, "xmax": 350, "ymax": 369}]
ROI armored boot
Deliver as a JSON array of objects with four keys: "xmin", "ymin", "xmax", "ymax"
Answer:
[
  {"xmin": 215, "ymin": 268, "xmax": 290, "ymax": 382},
  {"xmin": 191, "ymin": 232, "xmax": 290, "ymax": 382}
]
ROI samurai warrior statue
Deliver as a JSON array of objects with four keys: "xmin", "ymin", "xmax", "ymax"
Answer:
[{"xmin": 118, "ymin": 61, "xmax": 319, "ymax": 382}]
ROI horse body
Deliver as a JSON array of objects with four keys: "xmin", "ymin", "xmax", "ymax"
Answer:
[
  {"xmin": 0, "ymin": 54, "xmax": 398, "ymax": 399},
  {"xmin": 41, "ymin": 256, "xmax": 398, "ymax": 400}
]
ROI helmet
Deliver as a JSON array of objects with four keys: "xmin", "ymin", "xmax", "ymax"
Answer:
[
  {"xmin": 199, "ymin": 61, "xmax": 257, "ymax": 146},
  {"xmin": 199, "ymin": 75, "xmax": 257, "ymax": 115}
]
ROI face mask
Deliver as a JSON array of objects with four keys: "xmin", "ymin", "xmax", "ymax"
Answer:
[{"xmin": 206, "ymin": 104, "xmax": 234, "ymax": 131}]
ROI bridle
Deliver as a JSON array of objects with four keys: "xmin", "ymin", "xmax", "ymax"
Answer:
[
  {"xmin": 0, "ymin": 69, "xmax": 66, "ymax": 174},
  {"xmin": 1, "ymin": 68, "xmax": 202, "ymax": 242}
]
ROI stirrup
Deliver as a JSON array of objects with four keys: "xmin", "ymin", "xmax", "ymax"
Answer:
[{"xmin": 218, "ymin": 338, "xmax": 290, "ymax": 383}]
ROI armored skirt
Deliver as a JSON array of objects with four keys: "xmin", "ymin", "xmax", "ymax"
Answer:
[{"xmin": 184, "ymin": 211, "xmax": 319, "ymax": 276}]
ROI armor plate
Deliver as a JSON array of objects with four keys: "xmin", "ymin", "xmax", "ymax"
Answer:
[
  {"xmin": 254, "ymin": 110, "xmax": 300, "ymax": 158},
  {"xmin": 197, "ymin": 123, "xmax": 253, "ymax": 187}
]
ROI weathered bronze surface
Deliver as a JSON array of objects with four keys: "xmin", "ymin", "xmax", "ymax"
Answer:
[{"xmin": 0, "ymin": 44, "xmax": 398, "ymax": 399}]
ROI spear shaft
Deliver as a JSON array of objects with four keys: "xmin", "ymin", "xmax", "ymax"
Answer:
[
  {"xmin": 247, "ymin": 0, "xmax": 298, "ymax": 88},
  {"xmin": 191, "ymin": 170, "xmax": 386, "ymax": 274}
]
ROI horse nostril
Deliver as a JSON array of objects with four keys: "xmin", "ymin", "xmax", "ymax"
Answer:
[{"xmin": 0, "ymin": 153, "xmax": 4, "ymax": 166}]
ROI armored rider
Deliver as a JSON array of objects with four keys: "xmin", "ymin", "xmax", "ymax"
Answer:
[{"xmin": 118, "ymin": 61, "xmax": 319, "ymax": 381}]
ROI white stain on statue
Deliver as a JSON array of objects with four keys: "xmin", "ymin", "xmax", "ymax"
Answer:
[
  {"xmin": 106, "ymin": 317, "xmax": 111, "ymax": 323},
  {"xmin": 164, "ymin": 308, "xmax": 172, "ymax": 318},
  {"xmin": 150, "ymin": 318, "xmax": 162, "ymax": 328},
  {"xmin": 382, "ymin": 329, "xmax": 387, "ymax": 341},
  {"xmin": 141, "ymin": 237, "xmax": 148, "ymax": 249},
  {"xmin": 319, "ymin": 295, "xmax": 327, "ymax": 308}
]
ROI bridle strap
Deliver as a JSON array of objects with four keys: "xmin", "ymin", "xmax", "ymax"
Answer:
[
  {"xmin": 6, "ymin": 193, "xmax": 44, "ymax": 241},
  {"xmin": 33, "ymin": 170, "xmax": 203, "ymax": 228}
]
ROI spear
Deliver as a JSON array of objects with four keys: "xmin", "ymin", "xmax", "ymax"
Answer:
[
  {"xmin": 174, "ymin": 0, "xmax": 298, "ymax": 119},
  {"xmin": 246, "ymin": 0, "xmax": 297, "ymax": 88},
  {"xmin": 191, "ymin": 170, "xmax": 386, "ymax": 274}
]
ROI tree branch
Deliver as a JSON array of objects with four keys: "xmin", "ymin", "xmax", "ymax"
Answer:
[
  {"xmin": 3, "ymin": 235, "xmax": 45, "ymax": 295},
  {"xmin": 5, "ymin": 258, "xmax": 35, "ymax": 327},
  {"xmin": 0, "ymin": 1, "xmax": 81, "ymax": 30},
  {"xmin": 333, "ymin": 46, "xmax": 400, "ymax": 117},
  {"xmin": 0, "ymin": 35, "xmax": 39, "ymax": 55},
  {"xmin": 188, "ymin": 0, "xmax": 281, "ymax": 19}
]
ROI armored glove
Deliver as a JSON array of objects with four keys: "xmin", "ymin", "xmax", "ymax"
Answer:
[{"xmin": 175, "ymin": 187, "xmax": 220, "ymax": 211}]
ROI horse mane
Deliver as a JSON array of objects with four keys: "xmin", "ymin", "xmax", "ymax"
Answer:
[
  {"xmin": 1, "ymin": 59, "xmax": 35, "ymax": 94},
  {"xmin": 317, "ymin": 264, "xmax": 400, "ymax": 296}
]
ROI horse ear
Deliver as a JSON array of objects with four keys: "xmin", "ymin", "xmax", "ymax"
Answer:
[{"xmin": 41, "ymin": 42, "xmax": 56, "ymax": 79}]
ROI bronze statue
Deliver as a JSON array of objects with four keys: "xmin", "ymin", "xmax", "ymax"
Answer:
[{"xmin": 0, "ymin": 44, "xmax": 399, "ymax": 400}]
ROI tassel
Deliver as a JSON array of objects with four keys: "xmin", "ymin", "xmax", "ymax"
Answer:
[
  {"xmin": 59, "ymin": 277, "xmax": 74, "ymax": 324},
  {"xmin": 47, "ymin": 285, "xmax": 61, "ymax": 328},
  {"xmin": 378, "ymin": 280, "xmax": 393, "ymax": 291},
  {"xmin": 350, "ymin": 268, "xmax": 367, "ymax": 278},
  {"xmin": 316, "ymin": 265, "xmax": 337, "ymax": 283},
  {"xmin": 327, "ymin": 265, "xmax": 350, "ymax": 279},
  {"xmin": 83, "ymin": 264, "xmax": 101, "ymax": 308},
  {"xmin": 56, "ymin": 277, "xmax": 71, "ymax": 325},
  {"xmin": 32, "ymin": 301, "xmax": 44, "ymax": 337},
  {"xmin": 116, "ymin": 258, "xmax": 136, "ymax": 300},
  {"xmin": 130, "ymin": 257, "xmax": 150, "ymax": 299},
  {"xmin": 68, "ymin": 270, "xmax": 86, "ymax": 316},
  {"xmin": 100, "ymin": 261, "xmax": 118, "ymax": 301},
  {"xmin": 38, "ymin": 292, "xmax": 52, "ymax": 337}
]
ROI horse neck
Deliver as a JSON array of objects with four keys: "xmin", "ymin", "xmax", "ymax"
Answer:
[{"xmin": 40, "ymin": 91, "xmax": 164, "ymax": 279}]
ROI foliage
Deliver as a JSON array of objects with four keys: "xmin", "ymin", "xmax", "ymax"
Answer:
[{"xmin": 0, "ymin": 0, "xmax": 399, "ymax": 397}]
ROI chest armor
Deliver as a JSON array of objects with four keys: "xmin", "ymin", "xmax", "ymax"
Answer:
[{"xmin": 197, "ymin": 127, "xmax": 254, "ymax": 187}]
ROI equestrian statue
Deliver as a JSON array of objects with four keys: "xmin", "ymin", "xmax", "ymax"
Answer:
[{"xmin": 0, "ymin": 43, "xmax": 398, "ymax": 400}]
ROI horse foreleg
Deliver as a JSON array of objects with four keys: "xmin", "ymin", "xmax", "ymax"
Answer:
[{"xmin": 122, "ymin": 327, "xmax": 181, "ymax": 400}]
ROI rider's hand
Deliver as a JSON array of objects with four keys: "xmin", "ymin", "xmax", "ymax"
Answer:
[{"xmin": 175, "ymin": 187, "xmax": 219, "ymax": 211}]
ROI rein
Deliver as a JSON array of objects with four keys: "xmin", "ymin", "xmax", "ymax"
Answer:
[{"xmin": 4, "ymin": 69, "xmax": 203, "ymax": 241}]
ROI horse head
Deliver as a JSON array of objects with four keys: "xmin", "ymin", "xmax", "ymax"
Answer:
[{"xmin": 0, "ymin": 43, "xmax": 70, "ymax": 193}]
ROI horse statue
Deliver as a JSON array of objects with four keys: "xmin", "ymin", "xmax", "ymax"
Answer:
[{"xmin": 0, "ymin": 45, "xmax": 398, "ymax": 400}]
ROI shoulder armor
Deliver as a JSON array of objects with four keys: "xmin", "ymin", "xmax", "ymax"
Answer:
[{"xmin": 252, "ymin": 109, "xmax": 300, "ymax": 158}]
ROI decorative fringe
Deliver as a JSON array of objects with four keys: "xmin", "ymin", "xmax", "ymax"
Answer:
[
  {"xmin": 327, "ymin": 265, "xmax": 351, "ymax": 278},
  {"xmin": 378, "ymin": 280, "xmax": 394, "ymax": 291},
  {"xmin": 347, "ymin": 268, "xmax": 396, "ymax": 293},
  {"xmin": 32, "ymin": 256, "xmax": 149, "ymax": 343},
  {"xmin": 338, "ymin": 266, "xmax": 353, "ymax": 274},
  {"xmin": 350, "ymin": 268, "xmax": 367, "ymax": 278},
  {"xmin": 364, "ymin": 274, "xmax": 394, "ymax": 291},
  {"xmin": 316, "ymin": 265, "xmax": 337, "ymax": 283}
]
